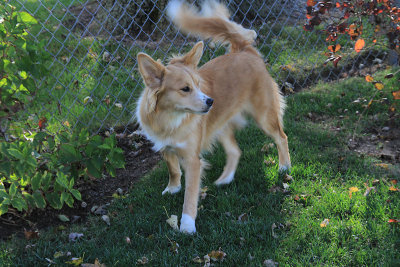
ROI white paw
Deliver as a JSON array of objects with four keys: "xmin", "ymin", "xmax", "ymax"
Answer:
[
  {"xmin": 279, "ymin": 165, "xmax": 291, "ymax": 173},
  {"xmin": 180, "ymin": 214, "xmax": 196, "ymax": 234},
  {"xmin": 162, "ymin": 184, "xmax": 181, "ymax": 195},
  {"xmin": 214, "ymin": 171, "xmax": 235, "ymax": 186}
]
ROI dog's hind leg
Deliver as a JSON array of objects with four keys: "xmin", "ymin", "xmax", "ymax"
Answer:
[
  {"xmin": 253, "ymin": 108, "xmax": 291, "ymax": 172},
  {"xmin": 214, "ymin": 127, "xmax": 242, "ymax": 185},
  {"xmin": 162, "ymin": 151, "xmax": 182, "ymax": 195}
]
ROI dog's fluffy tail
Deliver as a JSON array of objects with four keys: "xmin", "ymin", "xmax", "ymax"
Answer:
[{"xmin": 167, "ymin": 0, "xmax": 257, "ymax": 52}]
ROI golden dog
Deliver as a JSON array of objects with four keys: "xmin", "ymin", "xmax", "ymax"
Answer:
[{"xmin": 136, "ymin": 0, "xmax": 291, "ymax": 233}]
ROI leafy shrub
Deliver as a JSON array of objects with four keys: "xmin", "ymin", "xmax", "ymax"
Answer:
[
  {"xmin": 0, "ymin": 2, "xmax": 49, "ymax": 119},
  {"xmin": 0, "ymin": 129, "xmax": 124, "ymax": 215},
  {"xmin": 0, "ymin": 3, "xmax": 125, "ymax": 215}
]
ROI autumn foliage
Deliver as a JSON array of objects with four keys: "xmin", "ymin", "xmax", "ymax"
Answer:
[
  {"xmin": 304, "ymin": 0, "xmax": 400, "ymax": 101},
  {"xmin": 304, "ymin": 0, "xmax": 400, "ymax": 62}
]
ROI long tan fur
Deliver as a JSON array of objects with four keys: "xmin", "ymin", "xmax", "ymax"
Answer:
[
  {"xmin": 136, "ymin": 0, "xmax": 291, "ymax": 234},
  {"xmin": 167, "ymin": 0, "xmax": 257, "ymax": 52}
]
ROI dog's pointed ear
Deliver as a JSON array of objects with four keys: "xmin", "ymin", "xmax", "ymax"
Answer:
[
  {"xmin": 137, "ymin": 53, "xmax": 165, "ymax": 89},
  {"xmin": 182, "ymin": 41, "xmax": 204, "ymax": 68}
]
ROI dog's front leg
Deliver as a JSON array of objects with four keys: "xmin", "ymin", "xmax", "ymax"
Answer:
[
  {"xmin": 180, "ymin": 156, "xmax": 201, "ymax": 234},
  {"xmin": 162, "ymin": 151, "xmax": 182, "ymax": 195}
]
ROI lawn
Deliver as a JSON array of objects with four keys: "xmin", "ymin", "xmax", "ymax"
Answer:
[
  {"xmin": 1, "ymin": 69, "xmax": 399, "ymax": 266},
  {"xmin": 2, "ymin": 1, "xmax": 399, "ymax": 265}
]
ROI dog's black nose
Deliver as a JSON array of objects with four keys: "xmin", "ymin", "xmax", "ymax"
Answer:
[{"xmin": 206, "ymin": 98, "xmax": 214, "ymax": 107}]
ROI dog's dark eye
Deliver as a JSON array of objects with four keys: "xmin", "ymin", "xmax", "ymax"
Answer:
[{"xmin": 181, "ymin": 86, "xmax": 191, "ymax": 92}]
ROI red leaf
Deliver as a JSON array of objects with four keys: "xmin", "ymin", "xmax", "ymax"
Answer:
[
  {"xmin": 354, "ymin": 38, "xmax": 365, "ymax": 53},
  {"xmin": 388, "ymin": 219, "xmax": 399, "ymax": 223},
  {"xmin": 307, "ymin": 0, "xmax": 316, "ymax": 6},
  {"xmin": 38, "ymin": 117, "xmax": 47, "ymax": 130},
  {"xmin": 337, "ymin": 23, "xmax": 347, "ymax": 33},
  {"xmin": 333, "ymin": 56, "xmax": 342, "ymax": 67}
]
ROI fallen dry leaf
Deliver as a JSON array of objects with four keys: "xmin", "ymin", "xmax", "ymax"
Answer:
[
  {"xmin": 320, "ymin": 219, "xmax": 329, "ymax": 227},
  {"xmin": 65, "ymin": 257, "xmax": 83, "ymax": 266},
  {"xmin": 200, "ymin": 186, "xmax": 208, "ymax": 200},
  {"xmin": 389, "ymin": 186, "xmax": 399, "ymax": 192},
  {"xmin": 375, "ymin": 163, "xmax": 390, "ymax": 169},
  {"xmin": 81, "ymin": 258, "xmax": 106, "ymax": 267},
  {"xmin": 388, "ymin": 219, "xmax": 399, "ymax": 223},
  {"xmin": 101, "ymin": 215, "xmax": 110, "ymax": 226},
  {"xmin": 58, "ymin": 214, "xmax": 70, "ymax": 222},
  {"xmin": 391, "ymin": 180, "xmax": 398, "ymax": 185},
  {"xmin": 261, "ymin": 143, "xmax": 275, "ymax": 153},
  {"xmin": 24, "ymin": 229, "xmax": 39, "ymax": 240},
  {"xmin": 238, "ymin": 213, "xmax": 249, "ymax": 222},
  {"xmin": 83, "ymin": 96, "xmax": 93, "ymax": 105},
  {"xmin": 364, "ymin": 186, "xmax": 376, "ymax": 197},
  {"xmin": 54, "ymin": 251, "xmax": 66, "ymax": 259},
  {"xmin": 203, "ymin": 255, "xmax": 211, "ymax": 267},
  {"xmin": 263, "ymin": 259, "xmax": 278, "ymax": 267},
  {"xmin": 68, "ymin": 233, "xmax": 83, "ymax": 242},
  {"xmin": 372, "ymin": 179, "xmax": 380, "ymax": 185},
  {"xmin": 136, "ymin": 256, "xmax": 149, "ymax": 265},
  {"xmin": 374, "ymin": 82, "xmax": 384, "ymax": 90},
  {"xmin": 282, "ymin": 183, "xmax": 290, "ymax": 190},
  {"xmin": 349, "ymin": 187, "xmax": 359, "ymax": 198},
  {"xmin": 264, "ymin": 158, "xmax": 276, "ymax": 165},
  {"xmin": 208, "ymin": 248, "xmax": 226, "ymax": 262},
  {"xmin": 365, "ymin": 75, "xmax": 374, "ymax": 82},
  {"xmin": 268, "ymin": 186, "xmax": 282, "ymax": 193},
  {"xmin": 271, "ymin": 223, "xmax": 278, "ymax": 239},
  {"xmin": 392, "ymin": 89, "xmax": 400, "ymax": 100},
  {"xmin": 192, "ymin": 256, "xmax": 203, "ymax": 263},
  {"xmin": 46, "ymin": 258, "xmax": 56, "ymax": 265},
  {"xmin": 284, "ymin": 174, "xmax": 293, "ymax": 182},
  {"xmin": 166, "ymin": 215, "xmax": 179, "ymax": 231}
]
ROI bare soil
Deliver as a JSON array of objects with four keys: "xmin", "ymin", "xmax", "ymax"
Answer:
[{"xmin": 349, "ymin": 115, "xmax": 400, "ymax": 163}]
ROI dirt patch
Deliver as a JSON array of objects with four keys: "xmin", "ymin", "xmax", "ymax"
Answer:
[
  {"xmin": 348, "ymin": 115, "xmax": 400, "ymax": 164},
  {"xmin": 0, "ymin": 131, "xmax": 161, "ymax": 240}
]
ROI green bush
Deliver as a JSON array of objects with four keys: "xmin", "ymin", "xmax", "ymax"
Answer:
[
  {"xmin": 0, "ymin": 129, "xmax": 124, "ymax": 214},
  {"xmin": 0, "ymin": 2, "xmax": 49, "ymax": 118},
  {"xmin": 0, "ymin": 3, "xmax": 125, "ymax": 215}
]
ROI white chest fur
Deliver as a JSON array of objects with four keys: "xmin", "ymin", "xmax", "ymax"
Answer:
[{"xmin": 136, "ymin": 102, "xmax": 189, "ymax": 152}]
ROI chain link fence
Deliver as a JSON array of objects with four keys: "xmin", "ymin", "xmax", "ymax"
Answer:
[{"xmin": 14, "ymin": 0, "xmax": 386, "ymax": 134}]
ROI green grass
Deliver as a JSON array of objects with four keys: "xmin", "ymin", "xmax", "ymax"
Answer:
[{"xmin": 1, "ymin": 69, "xmax": 399, "ymax": 266}]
